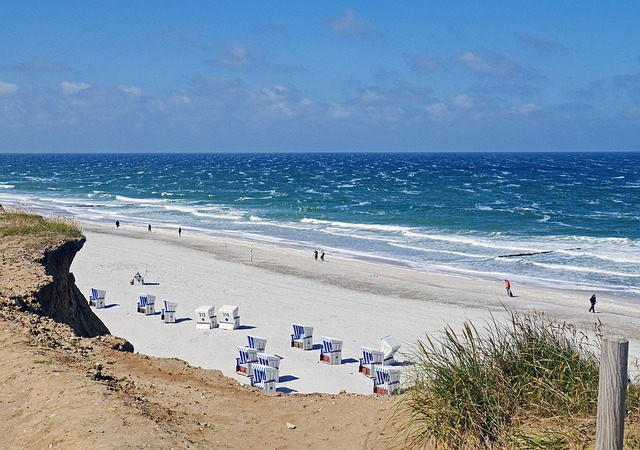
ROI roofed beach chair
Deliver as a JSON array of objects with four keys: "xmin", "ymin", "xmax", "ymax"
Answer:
[
  {"xmin": 218, "ymin": 305, "xmax": 240, "ymax": 330},
  {"xmin": 236, "ymin": 346, "xmax": 258, "ymax": 377},
  {"xmin": 250, "ymin": 363, "xmax": 278, "ymax": 392},
  {"xmin": 247, "ymin": 335, "xmax": 267, "ymax": 352},
  {"xmin": 373, "ymin": 365, "xmax": 402, "ymax": 395},
  {"xmin": 380, "ymin": 335, "xmax": 401, "ymax": 365},
  {"xmin": 359, "ymin": 346, "xmax": 384, "ymax": 377},
  {"xmin": 320, "ymin": 336, "xmax": 343, "ymax": 365},
  {"xmin": 195, "ymin": 305, "xmax": 217, "ymax": 329},
  {"xmin": 137, "ymin": 294, "xmax": 156, "ymax": 315},
  {"xmin": 89, "ymin": 288, "xmax": 106, "ymax": 309},
  {"xmin": 257, "ymin": 353, "xmax": 281, "ymax": 382},
  {"xmin": 291, "ymin": 324, "xmax": 313, "ymax": 350},
  {"xmin": 162, "ymin": 300, "xmax": 177, "ymax": 323}
]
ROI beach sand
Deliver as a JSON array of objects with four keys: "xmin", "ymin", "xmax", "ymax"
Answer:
[{"xmin": 71, "ymin": 221, "xmax": 640, "ymax": 394}]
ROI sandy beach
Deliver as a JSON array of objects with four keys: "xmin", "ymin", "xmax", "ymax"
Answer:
[{"xmin": 71, "ymin": 221, "xmax": 640, "ymax": 394}]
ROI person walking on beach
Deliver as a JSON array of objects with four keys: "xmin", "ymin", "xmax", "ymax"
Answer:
[
  {"xmin": 314, "ymin": 250, "xmax": 318, "ymax": 260},
  {"xmin": 505, "ymin": 279, "xmax": 513, "ymax": 297},
  {"xmin": 148, "ymin": 224, "xmax": 151, "ymax": 232},
  {"xmin": 589, "ymin": 294, "xmax": 597, "ymax": 313},
  {"xmin": 320, "ymin": 251, "xmax": 325, "ymax": 261},
  {"xmin": 178, "ymin": 227, "xmax": 182, "ymax": 237}
]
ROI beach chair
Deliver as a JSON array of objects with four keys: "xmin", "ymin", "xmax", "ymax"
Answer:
[
  {"xmin": 257, "ymin": 353, "xmax": 281, "ymax": 382},
  {"xmin": 89, "ymin": 288, "xmax": 106, "ymax": 309},
  {"xmin": 235, "ymin": 346, "xmax": 258, "ymax": 377},
  {"xmin": 162, "ymin": 300, "xmax": 177, "ymax": 323},
  {"xmin": 291, "ymin": 324, "xmax": 313, "ymax": 350},
  {"xmin": 380, "ymin": 335, "xmax": 401, "ymax": 365},
  {"xmin": 247, "ymin": 335, "xmax": 267, "ymax": 352},
  {"xmin": 195, "ymin": 305, "xmax": 217, "ymax": 329},
  {"xmin": 250, "ymin": 363, "xmax": 278, "ymax": 392},
  {"xmin": 133, "ymin": 271, "xmax": 145, "ymax": 285},
  {"xmin": 373, "ymin": 365, "xmax": 402, "ymax": 395},
  {"xmin": 219, "ymin": 305, "xmax": 240, "ymax": 330},
  {"xmin": 320, "ymin": 336, "xmax": 343, "ymax": 365},
  {"xmin": 359, "ymin": 346, "xmax": 384, "ymax": 377},
  {"xmin": 137, "ymin": 294, "xmax": 156, "ymax": 315}
]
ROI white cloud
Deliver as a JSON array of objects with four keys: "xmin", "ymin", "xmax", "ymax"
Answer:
[
  {"xmin": 61, "ymin": 81, "xmax": 91, "ymax": 95},
  {"xmin": 215, "ymin": 41, "xmax": 262, "ymax": 69},
  {"xmin": 456, "ymin": 50, "xmax": 530, "ymax": 78},
  {"xmin": 328, "ymin": 103, "xmax": 351, "ymax": 120},
  {"xmin": 329, "ymin": 9, "xmax": 369, "ymax": 36},
  {"xmin": 519, "ymin": 103, "xmax": 543, "ymax": 115},
  {"xmin": 361, "ymin": 89, "xmax": 385, "ymax": 104},
  {"xmin": 249, "ymin": 85, "xmax": 292, "ymax": 104},
  {"xmin": 168, "ymin": 94, "xmax": 191, "ymax": 105},
  {"xmin": 427, "ymin": 103, "xmax": 449, "ymax": 118},
  {"xmin": 0, "ymin": 80, "xmax": 18, "ymax": 95},
  {"xmin": 409, "ymin": 55, "xmax": 442, "ymax": 72},
  {"xmin": 451, "ymin": 94, "xmax": 476, "ymax": 109},
  {"xmin": 119, "ymin": 85, "xmax": 143, "ymax": 96}
]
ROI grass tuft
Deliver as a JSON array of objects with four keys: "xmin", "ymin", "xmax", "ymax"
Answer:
[
  {"xmin": 395, "ymin": 309, "xmax": 610, "ymax": 448},
  {"xmin": 0, "ymin": 210, "xmax": 82, "ymax": 240}
]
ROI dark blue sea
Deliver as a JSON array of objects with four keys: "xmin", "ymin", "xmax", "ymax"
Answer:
[{"xmin": 1, "ymin": 152, "xmax": 639, "ymax": 299}]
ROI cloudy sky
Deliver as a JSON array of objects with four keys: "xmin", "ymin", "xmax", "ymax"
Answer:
[{"xmin": 1, "ymin": 2, "xmax": 639, "ymax": 153}]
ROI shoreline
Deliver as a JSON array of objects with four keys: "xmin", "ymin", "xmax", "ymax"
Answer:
[
  {"xmin": 2, "ymin": 196, "xmax": 638, "ymax": 300},
  {"xmin": 69, "ymin": 219, "xmax": 640, "ymax": 394}
]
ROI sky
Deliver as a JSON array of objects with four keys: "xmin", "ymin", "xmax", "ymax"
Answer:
[{"xmin": 1, "ymin": 2, "xmax": 639, "ymax": 153}]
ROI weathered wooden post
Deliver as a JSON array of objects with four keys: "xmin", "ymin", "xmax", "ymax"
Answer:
[{"xmin": 596, "ymin": 337, "xmax": 628, "ymax": 450}]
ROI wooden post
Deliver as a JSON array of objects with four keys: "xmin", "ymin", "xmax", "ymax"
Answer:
[{"xmin": 596, "ymin": 337, "xmax": 628, "ymax": 450}]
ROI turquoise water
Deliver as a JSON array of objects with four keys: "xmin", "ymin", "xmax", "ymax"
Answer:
[{"xmin": 1, "ymin": 152, "xmax": 639, "ymax": 298}]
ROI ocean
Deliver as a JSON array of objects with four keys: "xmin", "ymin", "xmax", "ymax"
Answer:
[{"xmin": 1, "ymin": 152, "xmax": 639, "ymax": 299}]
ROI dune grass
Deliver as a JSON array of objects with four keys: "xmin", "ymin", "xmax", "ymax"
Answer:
[
  {"xmin": 0, "ymin": 210, "xmax": 82, "ymax": 240},
  {"xmin": 395, "ymin": 310, "xmax": 623, "ymax": 449}
]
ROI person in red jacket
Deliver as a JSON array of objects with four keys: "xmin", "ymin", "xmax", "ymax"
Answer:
[{"xmin": 505, "ymin": 279, "xmax": 513, "ymax": 297}]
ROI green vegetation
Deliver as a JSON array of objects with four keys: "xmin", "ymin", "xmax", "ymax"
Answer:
[
  {"xmin": 0, "ymin": 210, "xmax": 82, "ymax": 240},
  {"xmin": 395, "ymin": 310, "xmax": 638, "ymax": 449},
  {"xmin": 33, "ymin": 359, "xmax": 53, "ymax": 365}
]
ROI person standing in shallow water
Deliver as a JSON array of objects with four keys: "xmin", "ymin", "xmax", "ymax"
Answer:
[
  {"xmin": 589, "ymin": 294, "xmax": 597, "ymax": 313},
  {"xmin": 178, "ymin": 227, "xmax": 182, "ymax": 236}
]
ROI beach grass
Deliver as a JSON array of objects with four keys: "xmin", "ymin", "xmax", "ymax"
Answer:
[
  {"xmin": 394, "ymin": 309, "xmax": 624, "ymax": 448},
  {"xmin": 0, "ymin": 210, "xmax": 82, "ymax": 241}
]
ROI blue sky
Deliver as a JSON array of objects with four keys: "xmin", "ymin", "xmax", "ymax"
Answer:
[{"xmin": 1, "ymin": 2, "xmax": 639, "ymax": 152}]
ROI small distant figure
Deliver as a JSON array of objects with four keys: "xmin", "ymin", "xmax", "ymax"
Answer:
[
  {"xmin": 178, "ymin": 227, "xmax": 182, "ymax": 236},
  {"xmin": 505, "ymin": 279, "xmax": 513, "ymax": 297},
  {"xmin": 314, "ymin": 250, "xmax": 318, "ymax": 260},
  {"xmin": 148, "ymin": 224, "xmax": 151, "ymax": 232},
  {"xmin": 115, "ymin": 220, "xmax": 120, "ymax": 228},
  {"xmin": 589, "ymin": 294, "xmax": 597, "ymax": 313},
  {"xmin": 320, "ymin": 251, "xmax": 325, "ymax": 261}
]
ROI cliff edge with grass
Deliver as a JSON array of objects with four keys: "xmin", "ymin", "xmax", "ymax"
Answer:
[{"xmin": 0, "ymin": 206, "xmax": 110, "ymax": 338}]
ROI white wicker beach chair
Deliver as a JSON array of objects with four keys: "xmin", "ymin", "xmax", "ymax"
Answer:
[
  {"xmin": 235, "ymin": 346, "xmax": 258, "ymax": 377},
  {"xmin": 250, "ymin": 363, "xmax": 278, "ymax": 392},
  {"xmin": 373, "ymin": 365, "xmax": 401, "ymax": 395},
  {"xmin": 320, "ymin": 336, "xmax": 343, "ymax": 365},
  {"xmin": 291, "ymin": 324, "xmax": 313, "ymax": 350},
  {"xmin": 359, "ymin": 346, "xmax": 384, "ymax": 377},
  {"xmin": 247, "ymin": 335, "xmax": 267, "ymax": 352}
]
